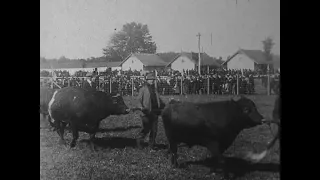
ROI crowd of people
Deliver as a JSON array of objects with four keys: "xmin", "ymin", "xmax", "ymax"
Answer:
[{"xmin": 40, "ymin": 68, "xmax": 280, "ymax": 95}]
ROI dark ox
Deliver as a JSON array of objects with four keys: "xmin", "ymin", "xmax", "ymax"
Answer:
[
  {"xmin": 48, "ymin": 87, "xmax": 130, "ymax": 150},
  {"xmin": 246, "ymin": 95, "xmax": 281, "ymax": 162},
  {"xmin": 40, "ymin": 87, "xmax": 55, "ymax": 129},
  {"xmin": 161, "ymin": 95, "xmax": 265, "ymax": 172}
]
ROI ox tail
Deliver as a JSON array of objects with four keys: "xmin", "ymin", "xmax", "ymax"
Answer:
[
  {"xmin": 246, "ymin": 121, "xmax": 280, "ymax": 163},
  {"xmin": 48, "ymin": 90, "xmax": 58, "ymax": 125}
]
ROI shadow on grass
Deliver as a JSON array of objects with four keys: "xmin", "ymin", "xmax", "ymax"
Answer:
[
  {"xmin": 80, "ymin": 136, "xmax": 168, "ymax": 150},
  {"xmin": 186, "ymin": 156, "xmax": 280, "ymax": 178}
]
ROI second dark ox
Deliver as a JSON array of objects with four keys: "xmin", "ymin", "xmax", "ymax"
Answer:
[
  {"xmin": 40, "ymin": 87, "xmax": 55, "ymax": 130},
  {"xmin": 161, "ymin": 95, "xmax": 265, "ymax": 171},
  {"xmin": 49, "ymin": 87, "xmax": 130, "ymax": 150}
]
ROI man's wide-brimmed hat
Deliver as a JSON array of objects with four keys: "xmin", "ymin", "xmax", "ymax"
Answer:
[{"xmin": 146, "ymin": 72, "xmax": 155, "ymax": 80}]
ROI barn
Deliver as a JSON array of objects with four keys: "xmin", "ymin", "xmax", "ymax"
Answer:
[
  {"xmin": 166, "ymin": 52, "xmax": 220, "ymax": 72},
  {"xmin": 120, "ymin": 53, "xmax": 167, "ymax": 71},
  {"xmin": 222, "ymin": 49, "xmax": 280, "ymax": 71}
]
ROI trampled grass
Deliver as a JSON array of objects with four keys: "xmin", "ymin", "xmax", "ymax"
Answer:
[{"xmin": 40, "ymin": 95, "xmax": 280, "ymax": 180}]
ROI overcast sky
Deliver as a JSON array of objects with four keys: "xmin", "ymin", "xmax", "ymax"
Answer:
[{"xmin": 40, "ymin": 0, "xmax": 280, "ymax": 59}]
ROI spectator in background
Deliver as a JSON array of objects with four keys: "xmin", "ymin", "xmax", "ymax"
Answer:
[{"xmin": 83, "ymin": 72, "xmax": 96, "ymax": 91}]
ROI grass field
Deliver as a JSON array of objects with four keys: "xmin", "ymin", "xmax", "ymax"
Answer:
[{"xmin": 40, "ymin": 95, "xmax": 280, "ymax": 180}]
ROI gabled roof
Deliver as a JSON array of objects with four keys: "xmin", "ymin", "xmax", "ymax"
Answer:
[
  {"xmin": 106, "ymin": 61, "xmax": 121, "ymax": 67},
  {"xmin": 166, "ymin": 52, "xmax": 220, "ymax": 67},
  {"xmin": 222, "ymin": 49, "xmax": 278, "ymax": 66},
  {"xmin": 157, "ymin": 52, "xmax": 180, "ymax": 63},
  {"xmin": 119, "ymin": 53, "xmax": 167, "ymax": 67}
]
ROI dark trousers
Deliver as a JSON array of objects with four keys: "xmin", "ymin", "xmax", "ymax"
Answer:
[{"xmin": 137, "ymin": 111, "xmax": 159, "ymax": 148}]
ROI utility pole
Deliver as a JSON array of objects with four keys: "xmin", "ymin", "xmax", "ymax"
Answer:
[{"xmin": 197, "ymin": 33, "xmax": 201, "ymax": 75}]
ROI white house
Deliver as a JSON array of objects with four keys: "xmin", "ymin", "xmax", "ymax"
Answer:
[
  {"xmin": 120, "ymin": 53, "xmax": 167, "ymax": 71},
  {"xmin": 166, "ymin": 52, "xmax": 220, "ymax": 72},
  {"xmin": 222, "ymin": 49, "xmax": 280, "ymax": 71}
]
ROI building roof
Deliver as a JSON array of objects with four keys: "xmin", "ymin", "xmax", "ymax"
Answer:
[
  {"xmin": 120, "ymin": 53, "xmax": 167, "ymax": 67},
  {"xmin": 40, "ymin": 61, "xmax": 121, "ymax": 70},
  {"xmin": 222, "ymin": 49, "xmax": 279, "ymax": 66},
  {"xmin": 85, "ymin": 62, "xmax": 109, "ymax": 68},
  {"xmin": 166, "ymin": 52, "xmax": 220, "ymax": 67},
  {"xmin": 40, "ymin": 62, "xmax": 83, "ymax": 69},
  {"xmin": 106, "ymin": 61, "xmax": 121, "ymax": 67},
  {"xmin": 156, "ymin": 52, "xmax": 180, "ymax": 63}
]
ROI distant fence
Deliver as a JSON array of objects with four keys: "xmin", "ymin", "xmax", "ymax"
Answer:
[{"xmin": 40, "ymin": 75, "xmax": 279, "ymax": 96}]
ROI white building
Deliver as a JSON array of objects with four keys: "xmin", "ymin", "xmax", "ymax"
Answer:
[
  {"xmin": 166, "ymin": 52, "xmax": 220, "ymax": 72},
  {"xmin": 222, "ymin": 49, "xmax": 280, "ymax": 71},
  {"xmin": 120, "ymin": 53, "xmax": 167, "ymax": 71}
]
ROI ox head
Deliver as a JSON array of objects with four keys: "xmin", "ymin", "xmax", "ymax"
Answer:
[
  {"xmin": 111, "ymin": 94, "xmax": 130, "ymax": 115},
  {"xmin": 233, "ymin": 95, "xmax": 265, "ymax": 127}
]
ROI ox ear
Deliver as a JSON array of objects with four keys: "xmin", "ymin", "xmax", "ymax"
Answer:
[{"xmin": 243, "ymin": 107, "xmax": 250, "ymax": 114}]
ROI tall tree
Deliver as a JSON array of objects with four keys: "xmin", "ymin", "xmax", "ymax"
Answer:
[
  {"xmin": 262, "ymin": 37, "xmax": 275, "ymax": 61},
  {"xmin": 58, "ymin": 56, "xmax": 69, "ymax": 62},
  {"xmin": 103, "ymin": 22, "xmax": 157, "ymax": 62},
  {"xmin": 262, "ymin": 37, "xmax": 275, "ymax": 73}
]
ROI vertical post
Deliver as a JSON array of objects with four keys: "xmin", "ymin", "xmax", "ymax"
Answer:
[
  {"xmin": 237, "ymin": 73, "xmax": 239, "ymax": 95},
  {"xmin": 267, "ymin": 64, "xmax": 270, "ymax": 95},
  {"xmin": 180, "ymin": 76, "xmax": 183, "ymax": 95},
  {"xmin": 51, "ymin": 79, "xmax": 53, "ymax": 89},
  {"xmin": 109, "ymin": 77, "xmax": 112, "ymax": 94},
  {"xmin": 207, "ymin": 76, "xmax": 210, "ymax": 95},
  {"xmin": 207, "ymin": 66, "xmax": 210, "ymax": 95},
  {"xmin": 131, "ymin": 78, "xmax": 134, "ymax": 97},
  {"xmin": 68, "ymin": 78, "xmax": 70, "ymax": 87},
  {"xmin": 155, "ymin": 70, "xmax": 158, "ymax": 90},
  {"xmin": 197, "ymin": 33, "xmax": 201, "ymax": 75}
]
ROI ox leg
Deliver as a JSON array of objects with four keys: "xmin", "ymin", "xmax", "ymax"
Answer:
[
  {"xmin": 89, "ymin": 133, "xmax": 97, "ymax": 152},
  {"xmin": 70, "ymin": 127, "xmax": 79, "ymax": 148},
  {"xmin": 57, "ymin": 121, "xmax": 67, "ymax": 145},
  {"xmin": 169, "ymin": 141, "xmax": 179, "ymax": 168},
  {"xmin": 136, "ymin": 115, "xmax": 151, "ymax": 149},
  {"xmin": 148, "ymin": 115, "xmax": 159, "ymax": 149},
  {"xmin": 206, "ymin": 142, "xmax": 227, "ymax": 175},
  {"xmin": 88, "ymin": 122, "xmax": 100, "ymax": 152}
]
